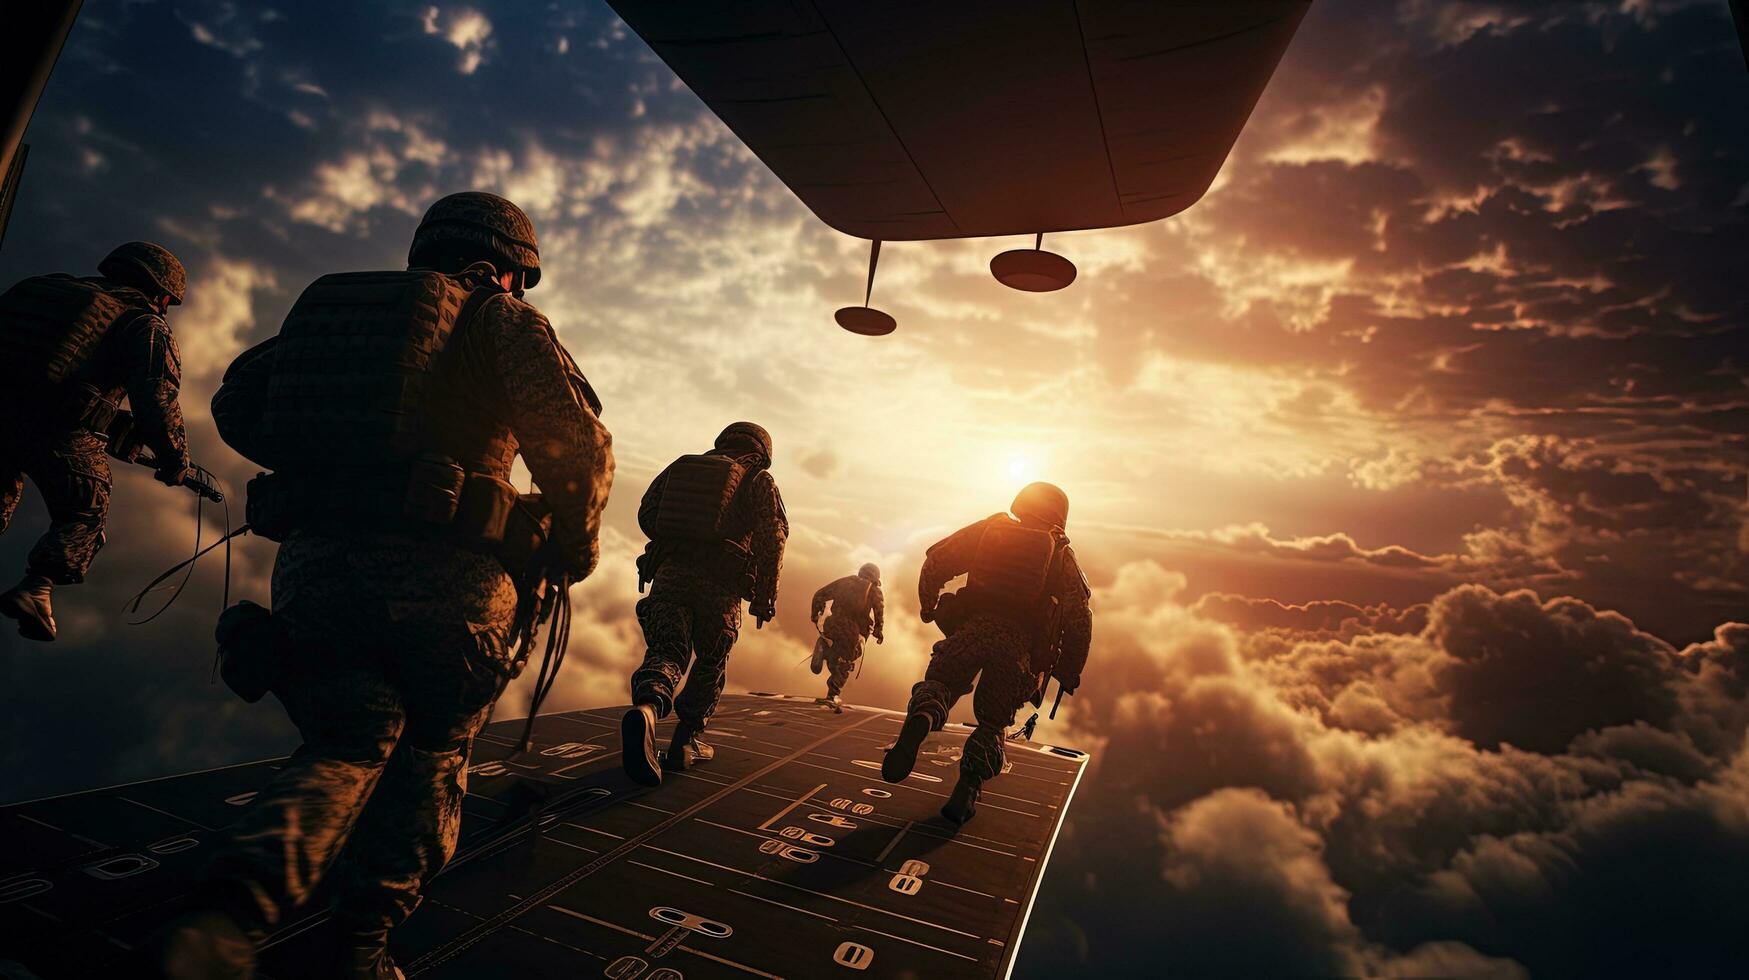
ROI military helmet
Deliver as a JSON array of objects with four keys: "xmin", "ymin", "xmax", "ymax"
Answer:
[
  {"xmin": 98, "ymin": 241, "xmax": 186, "ymax": 304},
  {"xmin": 408, "ymin": 191, "xmax": 542, "ymax": 287},
  {"xmin": 715, "ymin": 421, "xmax": 773, "ymax": 460},
  {"xmin": 1012, "ymin": 482, "xmax": 1069, "ymax": 529},
  {"xmin": 858, "ymin": 563, "xmax": 881, "ymax": 584}
]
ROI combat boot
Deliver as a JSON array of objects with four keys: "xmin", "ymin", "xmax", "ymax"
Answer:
[
  {"xmin": 621, "ymin": 703, "xmax": 663, "ymax": 786},
  {"xmin": 825, "ymin": 693, "xmax": 843, "ymax": 712},
  {"xmin": 144, "ymin": 908, "xmax": 257, "ymax": 979},
  {"xmin": 662, "ymin": 723, "xmax": 714, "ymax": 771},
  {"xmin": 335, "ymin": 927, "xmax": 406, "ymax": 980},
  {"xmin": 882, "ymin": 711, "xmax": 931, "ymax": 782},
  {"xmin": 0, "ymin": 574, "xmax": 56, "ymax": 642},
  {"xmin": 942, "ymin": 774, "xmax": 982, "ymax": 826}
]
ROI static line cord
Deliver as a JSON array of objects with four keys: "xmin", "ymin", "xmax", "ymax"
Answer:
[{"xmin": 124, "ymin": 466, "xmax": 240, "ymax": 627}]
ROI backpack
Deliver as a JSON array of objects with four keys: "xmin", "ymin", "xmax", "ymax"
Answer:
[
  {"xmin": 0, "ymin": 274, "xmax": 137, "ymax": 390},
  {"xmin": 967, "ymin": 518, "xmax": 1059, "ymax": 606},
  {"xmin": 249, "ymin": 270, "xmax": 491, "ymax": 470},
  {"xmin": 639, "ymin": 453, "xmax": 751, "ymax": 541}
]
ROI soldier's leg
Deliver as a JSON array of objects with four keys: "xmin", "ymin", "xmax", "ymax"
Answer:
[
  {"xmin": 945, "ymin": 644, "xmax": 1037, "ymax": 826},
  {"xmin": 910, "ymin": 633, "xmax": 984, "ymax": 731},
  {"xmin": 23, "ymin": 442, "xmax": 111, "ymax": 584},
  {"xmin": 627, "ymin": 594, "xmax": 695, "ymax": 784},
  {"xmin": 823, "ymin": 622, "xmax": 862, "ymax": 699},
  {"xmin": 826, "ymin": 653, "xmax": 854, "ymax": 699},
  {"xmin": 810, "ymin": 632, "xmax": 829, "ymax": 674},
  {"xmin": 328, "ymin": 619, "xmax": 506, "ymax": 944},
  {"xmin": 202, "ymin": 656, "xmax": 406, "ymax": 935},
  {"xmin": 0, "ymin": 467, "xmax": 23, "ymax": 536},
  {"xmin": 3, "ymin": 446, "xmax": 110, "ymax": 640},
  {"xmin": 630, "ymin": 595, "xmax": 694, "ymax": 716},
  {"xmin": 886, "ymin": 631, "xmax": 984, "ymax": 782},
  {"xmin": 963, "ymin": 653, "xmax": 1036, "ymax": 784},
  {"xmin": 673, "ymin": 599, "xmax": 740, "ymax": 733}
]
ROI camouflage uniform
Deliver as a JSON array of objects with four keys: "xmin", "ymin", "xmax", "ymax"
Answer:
[
  {"xmin": 202, "ymin": 281, "xmax": 613, "ymax": 939},
  {"xmin": 909, "ymin": 517, "xmax": 1092, "ymax": 783},
  {"xmin": 811, "ymin": 574, "xmax": 884, "ymax": 699},
  {"xmin": 0, "ymin": 298, "xmax": 187, "ymax": 584},
  {"xmin": 631, "ymin": 459, "xmax": 786, "ymax": 731}
]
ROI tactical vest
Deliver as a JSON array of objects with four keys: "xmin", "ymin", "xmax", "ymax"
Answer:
[
  {"xmin": 240, "ymin": 270, "xmax": 519, "ymax": 544},
  {"xmin": 640, "ymin": 453, "xmax": 751, "ymax": 542},
  {"xmin": 0, "ymin": 275, "xmax": 142, "ymax": 393},
  {"xmin": 967, "ymin": 518, "xmax": 1059, "ymax": 608}
]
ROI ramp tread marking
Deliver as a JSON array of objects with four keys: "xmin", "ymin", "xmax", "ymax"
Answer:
[{"xmin": 406, "ymin": 711, "xmax": 882, "ymax": 973}]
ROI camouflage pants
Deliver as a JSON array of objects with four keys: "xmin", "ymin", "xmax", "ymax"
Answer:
[
  {"xmin": 0, "ymin": 432, "xmax": 112, "ymax": 584},
  {"xmin": 205, "ymin": 532, "xmax": 520, "ymax": 935},
  {"xmin": 819, "ymin": 615, "xmax": 865, "ymax": 698},
  {"xmin": 632, "ymin": 575, "xmax": 742, "ymax": 731},
  {"xmin": 906, "ymin": 614, "xmax": 1041, "ymax": 782}
]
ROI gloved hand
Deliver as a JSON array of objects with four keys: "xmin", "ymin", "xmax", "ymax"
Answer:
[
  {"xmin": 874, "ymin": 630, "xmax": 884, "ymax": 644},
  {"xmin": 154, "ymin": 455, "xmax": 193, "ymax": 488},
  {"xmin": 751, "ymin": 596, "xmax": 776, "ymax": 627},
  {"xmin": 919, "ymin": 605, "xmax": 936, "ymax": 624}
]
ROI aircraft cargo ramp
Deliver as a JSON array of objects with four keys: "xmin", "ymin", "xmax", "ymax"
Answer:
[{"xmin": 0, "ymin": 693, "xmax": 1088, "ymax": 978}]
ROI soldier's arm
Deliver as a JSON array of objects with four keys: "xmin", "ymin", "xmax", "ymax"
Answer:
[
  {"xmin": 1053, "ymin": 547, "xmax": 1093, "ymax": 693},
  {"xmin": 871, "ymin": 583, "xmax": 885, "ymax": 639},
  {"xmin": 748, "ymin": 470, "xmax": 788, "ymax": 618},
  {"xmin": 120, "ymin": 313, "xmax": 190, "ymax": 479},
  {"xmin": 487, "ymin": 296, "xmax": 615, "ymax": 578},
  {"xmin": 917, "ymin": 519, "xmax": 988, "ymax": 618}
]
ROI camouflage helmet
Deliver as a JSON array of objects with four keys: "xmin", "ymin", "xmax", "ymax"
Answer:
[
  {"xmin": 408, "ymin": 191, "xmax": 541, "ymax": 287},
  {"xmin": 858, "ymin": 562, "xmax": 881, "ymax": 584},
  {"xmin": 715, "ymin": 421, "xmax": 773, "ymax": 460},
  {"xmin": 98, "ymin": 241, "xmax": 186, "ymax": 304},
  {"xmin": 1012, "ymin": 482, "xmax": 1069, "ymax": 529}
]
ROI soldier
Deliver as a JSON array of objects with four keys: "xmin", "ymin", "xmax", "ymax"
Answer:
[
  {"xmin": 809, "ymin": 562, "xmax": 884, "ymax": 707},
  {"xmin": 0, "ymin": 242, "xmax": 191, "ymax": 641},
  {"xmin": 151, "ymin": 192, "xmax": 613, "ymax": 980},
  {"xmin": 623, "ymin": 423, "xmax": 787, "ymax": 785},
  {"xmin": 882, "ymin": 483, "xmax": 1091, "ymax": 826}
]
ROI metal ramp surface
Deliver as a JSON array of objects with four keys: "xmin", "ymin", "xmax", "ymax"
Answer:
[{"xmin": 0, "ymin": 693, "xmax": 1088, "ymax": 978}]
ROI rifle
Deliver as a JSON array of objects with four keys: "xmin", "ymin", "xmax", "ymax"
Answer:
[{"xmin": 104, "ymin": 407, "xmax": 222, "ymax": 501}]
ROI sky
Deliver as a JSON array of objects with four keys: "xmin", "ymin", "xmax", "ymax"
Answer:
[{"xmin": 2, "ymin": 0, "xmax": 1747, "ymax": 976}]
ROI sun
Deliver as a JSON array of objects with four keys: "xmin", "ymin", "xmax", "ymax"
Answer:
[{"xmin": 1007, "ymin": 456, "xmax": 1037, "ymax": 483}]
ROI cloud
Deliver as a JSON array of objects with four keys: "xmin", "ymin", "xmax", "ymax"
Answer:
[
  {"xmin": 797, "ymin": 448, "xmax": 844, "ymax": 481},
  {"xmin": 173, "ymin": 257, "xmax": 277, "ymax": 386},
  {"xmin": 421, "ymin": 6, "xmax": 494, "ymax": 75},
  {"xmin": 1021, "ymin": 563, "xmax": 1749, "ymax": 976},
  {"xmin": 1193, "ymin": 592, "xmax": 1429, "ymax": 638}
]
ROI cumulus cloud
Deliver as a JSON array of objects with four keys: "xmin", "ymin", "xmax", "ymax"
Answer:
[
  {"xmin": 1021, "ymin": 562, "xmax": 1749, "ymax": 976},
  {"xmin": 421, "ymin": 6, "xmax": 494, "ymax": 75}
]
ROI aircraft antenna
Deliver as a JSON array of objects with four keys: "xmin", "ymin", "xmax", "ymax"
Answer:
[{"xmin": 833, "ymin": 238, "xmax": 898, "ymax": 335}]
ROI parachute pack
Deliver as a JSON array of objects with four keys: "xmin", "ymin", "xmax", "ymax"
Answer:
[
  {"xmin": 640, "ymin": 453, "xmax": 750, "ymax": 542},
  {"xmin": 967, "ymin": 519, "xmax": 1059, "ymax": 605},
  {"xmin": 0, "ymin": 274, "xmax": 140, "ymax": 391},
  {"xmin": 247, "ymin": 270, "xmax": 491, "ymax": 470}
]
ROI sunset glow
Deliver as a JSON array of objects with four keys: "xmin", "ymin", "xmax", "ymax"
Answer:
[{"xmin": 2, "ymin": 1, "xmax": 1746, "ymax": 977}]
